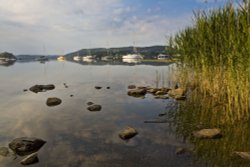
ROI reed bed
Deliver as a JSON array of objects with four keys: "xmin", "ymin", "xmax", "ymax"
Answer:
[{"xmin": 172, "ymin": 0, "xmax": 250, "ymax": 122}]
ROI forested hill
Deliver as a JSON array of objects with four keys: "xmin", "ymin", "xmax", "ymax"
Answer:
[{"xmin": 65, "ymin": 45, "xmax": 168, "ymax": 59}]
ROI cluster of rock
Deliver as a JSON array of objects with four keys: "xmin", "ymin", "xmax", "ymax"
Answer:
[
  {"xmin": 127, "ymin": 85, "xmax": 186, "ymax": 100},
  {"xmin": 0, "ymin": 137, "xmax": 46, "ymax": 165}
]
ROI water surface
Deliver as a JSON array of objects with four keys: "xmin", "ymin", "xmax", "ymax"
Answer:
[{"xmin": 0, "ymin": 60, "xmax": 197, "ymax": 167}]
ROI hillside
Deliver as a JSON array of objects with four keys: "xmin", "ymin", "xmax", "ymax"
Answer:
[
  {"xmin": 0, "ymin": 52, "xmax": 16, "ymax": 60},
  {"xmin": 65, "ymin": 45, "xmax": 168, "ymax": 59}
]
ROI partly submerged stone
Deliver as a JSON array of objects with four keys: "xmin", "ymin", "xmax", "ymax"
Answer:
[
  {"xmin": 87, "ymin": 104, "xmax": 102, "ymax": 111},
  {"xmin": 168, "ymin": 88, "xmax": 185, "ymax": 98},
  {"xmin": 29, "ymin": 84, "xmax": 55, "ymax": 93},
  {"xmin": 128, "ymin": 85, "xmax": 136, "ymax": 89},
  {"xmin": 127, "ymin": 89, "xmax": 146, "ymax": 97},
  {"xmin": 154, "ymin": 95, "xmax": 169, "ymax": 99},
  {"xmin": 193, "ymin": 128, "xmax": 222, "ymax": 139},
  {"xmin": 95, "ymin": 86, "xmax": 102, "ymax": 90},
  {"xmin": 20, "ymin": 152, "xmax": 39, "ymax": 165},
  {"xmin": 87, "ymin": 102, "xmax": 94, "ymax": 106},
  {"xmin": 119, "ymin": 127, "xmax": 138, "ymax": 140},
  {"xmin": 9, "ymin": 137, "xmax": 46, "ymax": 156},
  {"xmin": 175, "ymin": 96, "xmax": 186, "ymax": 100},
  {"xmin": 155, "ymin": 91, "xmax": 166, "ymax": 96},
  {"xmin": 46, "ymin": 97, "xmax": 62, "ymax": 107},
  {"xmin": 234, "ymin": 152, "xmax": 250, "ymax": 161}
]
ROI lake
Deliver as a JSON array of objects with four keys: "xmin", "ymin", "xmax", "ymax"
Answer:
[{"xmin": 0, "ymin": 60, "xmax": 200, "ymax": 167}]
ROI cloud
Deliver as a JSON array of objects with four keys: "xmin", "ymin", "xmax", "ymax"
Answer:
[{"xmin": 0, "ymin": 0, "xmax": 191, "ymax": 54}]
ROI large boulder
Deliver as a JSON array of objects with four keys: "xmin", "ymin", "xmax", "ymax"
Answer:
[
  {"xmin": 46, "ymin": 97, "xmax": 62, "ymax": 106},
  {"xmin": 119, "ymin": 127, "xmax": 138, "ymax": 140},
  {"xmin": 29, "ymin": 84, "xmax": 55, "ymax": 93},
  {"xmin": 193, "ymin": 128, "xmax": 222, "ymax": 139},
  {"xmin": 9, "ymin": 137, "xmax": 46, "ymax": 156}
]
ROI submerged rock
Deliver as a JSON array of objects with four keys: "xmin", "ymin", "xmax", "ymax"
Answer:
[
  {"xmin": 46, "ymin": 97, "xmax": 62, "ymax": 106},
  {"xmin": 29, "ymin": 84, "xmax": 55, "ymax": 93},
  {"xmin": 193, "ymin": 128, "xmax": 222, "ymax": 139},
  {"xmin": 23, "ymin": 89, "xmax": 28, "ymax": 92},
  {"xmin": 119, "ymin": 127, "xmax": 138, "ymax": 140},
  {"xmin": 87, "ymin": 104, "xmax": 102, "ymax": 111},
  {"xmin": 20, "ymin": 152, "xmax": 39, "ymax": 165},
  {"xmin": 106, "ymin": 87, "xmax": 110, "ymax": 89},
  {"xmin": 234, "ymin": 152, "xmax": 250, "ymax": 161},
  {"xmin": 9, "ymin": 137, "xmax": 46, "ymax": 156}
]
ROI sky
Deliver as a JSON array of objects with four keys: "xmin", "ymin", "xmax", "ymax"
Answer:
[{"xmin": 0, "ymin": 0, "xmax": 230, "ymax": 55}]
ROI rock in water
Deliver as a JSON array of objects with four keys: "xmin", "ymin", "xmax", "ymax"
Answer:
[
  {"xmin": 175, "ymin": 147, "xmax": 193, "ymax": 155},
  {"xmin": 168, "ymin": 88, "xmax": 185, "ymax": 98},
  {"xmin": 193, "ymin": 128, "xmax": 222, "ymax": 139},
  {"xmin": 87, "ymin": 102, "xmax": 94, "ymax": 106},
  {"xmin": 87, "ymin": 104, "xmax": 102, "ymax": 111},
  {"xmin": 20, "ymin": 152, "xmax": 39, "ymax": 165},
  {"xmin": 9, "ymin": 137, "xmax": 46, "ymax": 156},
  {"xmin": 128, "ymin": 85, "xmax": 136, "ymax": 89},
  {"xmin": 95, "ymin": 86, "xmax": 102, "ymax": 90},
  {"xmin": 127, "ymin": 89, "xmax": 146, "ymax": 97},
  {"xmin": 46, "ymin": 97, "xmax": 62, "ymax": 106},
  {"xmin": 119, "ymin": 127, "xmax": 138, "ymax": 140},
  {"xmin": 29, "ymin": 84, "xmax": 55, "ymax": 93}
]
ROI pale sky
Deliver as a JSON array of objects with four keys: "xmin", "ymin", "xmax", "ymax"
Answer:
[{"xmin": 0, "ymin": 0, "xmax": 229, "ymax": 55}]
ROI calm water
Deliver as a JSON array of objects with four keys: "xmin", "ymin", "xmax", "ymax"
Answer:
[{"xmin": 0, "ymin": 60, "xmax": 199, "ymax": 167}]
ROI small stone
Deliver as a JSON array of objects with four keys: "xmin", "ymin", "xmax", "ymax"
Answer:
[
  {"xmin": 70, "ymin": 95, "xmax": 74, "ymax": 97},
  {"xmin": 119, "ymin": 127, "xmax": 138, "ymax": 140},
  {"xmin": 168, "ymin": 88, "xmax": 185, "ymax": 98},
  {"xmin": 154, "ymin": 95, "xmax": 169, "ymax": 99},
  {"xmin": 87, "ymin": 102, "xmax": 94, "ymax": 106},
  {"xmin": 128, "ymin": 85, "xmax": 136, "ymax": 89},
  {"xmin": 193, "ymin": 128, "xmax": 222, "ymax": 139},
  {"xmin": 175, "ymin": 96, "xmax": 186, "ymax": 100},
  {"xmin": 46, "ymin": 97, "xmax": 62, "ymax": 107},
  {"xmin": 147, "ymin": 88, "xmax": 160, "ymax": 94},
  {"xmin": 9, "ymin": 137, "xmax": 46, "ymax": 156},
  {"xmin": 106, "ymin": 87, "xmax": 110, "ymax": 89},
  {"xmin": 87, "ymin": 104, "xmax": 102, "ymax": 111},
  {"xmin": 20, "ymin": 152, "xmax": 39, "ymax": 165},
  {"xmin": 95, "ymin": 86, "xmax": 102, "ymax": 89},
  {"xmin": 127, "ymin": 89, "xmax": 146, "ymax": 97},
  {"xmin": 23, "ymin": 89, "xmax": 28, "ymax": 92},
  {"xmin": 155, "ymin": 91, "xmax": 166, "ymax": 96}
]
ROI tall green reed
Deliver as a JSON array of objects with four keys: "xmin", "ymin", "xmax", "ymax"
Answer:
[{"xmin": 172, "ymin": 0, "xmax": 250, "ymax": 122}]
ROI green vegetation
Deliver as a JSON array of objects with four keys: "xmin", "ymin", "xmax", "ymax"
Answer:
[
  {"xmin": 172, "ymin": 0, "xmax": 250, "ymax": 122},
  {"xmin": 0, "ymin": 52, "xmax": 16, "ymax": 60}
]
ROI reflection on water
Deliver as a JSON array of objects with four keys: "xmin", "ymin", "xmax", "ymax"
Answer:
[{"xmin": 0, "ymin": 61, "xmax": 200, "ymax": 167}]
